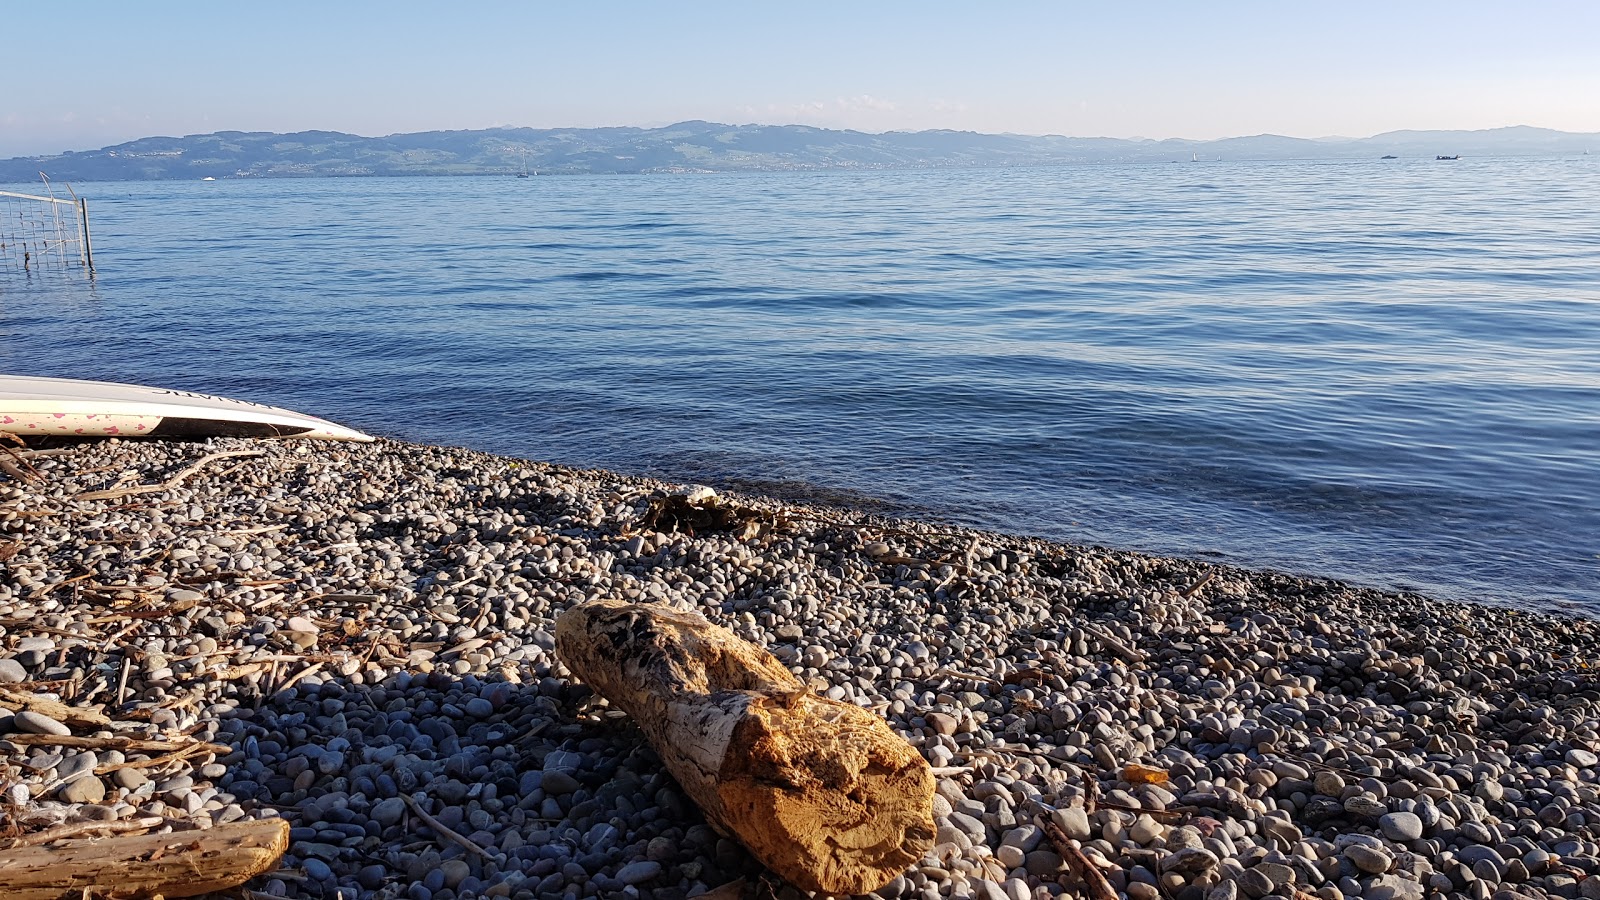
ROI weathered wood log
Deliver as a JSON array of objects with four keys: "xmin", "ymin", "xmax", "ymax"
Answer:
[
  {"xmin": 0, "ymin": 816, "xmax": 290, "ymax": 900},
  {"xmin": 555, "ymin": 600, "xmax": 935, "ymax": 895}
]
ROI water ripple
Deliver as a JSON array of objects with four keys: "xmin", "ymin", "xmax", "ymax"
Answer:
[{"xmin": 4, "ymin": 158, "xmax": 1599, "ymax": 610}]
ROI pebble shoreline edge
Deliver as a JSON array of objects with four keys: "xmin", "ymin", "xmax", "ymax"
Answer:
[{"xmin": 1, "ymin": 436, "xmax": 1597, "ymax": 900}]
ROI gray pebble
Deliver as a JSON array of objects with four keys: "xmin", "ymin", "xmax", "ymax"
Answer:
[
  {"xmin": 58, "ymin": 775, "xmax": 106, "ymax": 804},
  {"xmin": 1346, "ymin": 844, "xmax": 1393, "ymax": 874},
  {"xmin": 14, "ymin": 710, "xmax": 71, "ymax": 736},
  {"xmin": 617, "ymin": 860, "xmax": 662, "ymax": 885},
  {"xmin": 1379, "ymin": 812, "xmax": 1424, "ymax": 842}
]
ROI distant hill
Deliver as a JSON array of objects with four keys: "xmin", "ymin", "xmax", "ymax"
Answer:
[{"xmin": 3, "ymin": 122, "xmax": 1596, "ymax": 181}]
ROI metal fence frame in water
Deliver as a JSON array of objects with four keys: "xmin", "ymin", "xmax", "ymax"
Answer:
[{"xmin": 0, "ymin": 180, "xmax": 94, "ymax": 274}]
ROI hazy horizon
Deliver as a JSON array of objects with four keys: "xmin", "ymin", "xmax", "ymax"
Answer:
[{"xmin": 6, "ymin": 1, "xmax": 1599, "ymax": 158}]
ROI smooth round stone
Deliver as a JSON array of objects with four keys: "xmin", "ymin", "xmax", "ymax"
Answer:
[
  {"xmin": 1129, "ymin": 883, "xmax": 1161, "ymax": 900},
  {"xmin": 617, "ymin": 860, "xmax": 662, "ymax": 885},
  {"xmin": 358, "ymin": 865, "xmax": 388, "ymax": 889},
  {"xmin": 371, "ymin": 797, "xmax": 406, "ymax": 827},
  {"xmin": 1051, "ymin": 805, "xmax": 1092, "ymax": 841},
  {"xmin": 1237, "ymin": 867, "xmax": 1274, "ymax": 898},
  {"xmin": 111, "ymin": 768, "xmax": 150, "ymax": 790},
  {"xmin": 57, "ymin": 751, "xmax": 97, "ymax": 781},
  {"xmin": 58, "ymin": 776, "xmax": 107, "ymax": 804},
  {"xmin": 1024, "ymin": 850, "xmax": 1065, "ymax": 877},
  {"xmin": 285, "ymin": 616, "xmax": 319, "ymax": 634},
  {"xmin": 1345, "ymin": 844, "xmax": 1393, "ymax": 874},
  {"xmin": 1207, "ymin": 880, "xmax": 1238, "ymax": 900},
  {"xmin": 1164, "ymin": 847, "xmax": 1219, "ymax": 877},
  {"xmin": 1314, "ymin": 771, "xmax": 1346, "ymax": 796},
  {"xmin": 996, "ymin": 844, "xmax": 1026, "ymax": 869},
  {"xmin": 439, "ymin": 858, "xmax": 471, "ymax": 889},
  {"xmin": 302, "ymin": 858, "xmax": 333, "ymax": 882},
  {"xmin": 0, "ymin": 658, "xmax": 27, "ymax": 682},
  {"xmin": 14, "ymin": 710, "xmax": 71, "ymax": 736},
  {"xmin": 1380, "ymin": 812, "xmax": 1424, "ymax": 842},
  {"xmin": 1566, "ymin": 749, "xmax": 1599, "ymax": 769},
  {"xmin": 1344, "ymin": 795, "xmax": 1388, "ymax": 818},
  {"xmin": 540, "ymin": 770, "xmax": 579, "ymax": 795},
  {"xmin": 1000, "ymin": 824, "xmax": 1042, "ymax": 853},
  {"xmin": 1456, "ymin": 845, "xmax": 1507, "ymax": 867},
  {"xmin": 464, "ymin": 697, "xmax": 493, "ymax": 718},
  {"xmin": 1254, "ymin": 862, "xmax": 1296, "ymax": 889}
]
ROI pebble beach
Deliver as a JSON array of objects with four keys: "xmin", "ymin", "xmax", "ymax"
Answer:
[{"xmin": 2, "ymin": 436, "xmax": 1597, "ymax": 900}]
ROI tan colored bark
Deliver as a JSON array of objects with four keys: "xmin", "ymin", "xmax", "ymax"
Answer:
[
  {"xmin": 0, "ymin": 817, "xmax": 289, "ymax": 900},
  {"xmin": 0, "ymin": 688, "xmax": 112, "ymax": 729},
  {"xmin": 555, "ymin": 599, "xmax": 934, "ymax": 895}
]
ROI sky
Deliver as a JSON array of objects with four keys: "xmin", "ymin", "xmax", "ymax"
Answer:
[{"xmin": 5, "ymin": 1, "xmax": 1600, "ymax": 158}]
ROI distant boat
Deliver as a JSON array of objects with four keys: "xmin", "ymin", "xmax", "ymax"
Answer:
[
  {"xmin": 1436, "ymin": 155, "xmax": 1461, "ymax": 161},
  {"xmin": 1381, "ymin": 155, "xmax": 1398, "ymax": 160},
  {"xmin": 201, "ymin": 176, "xmax": 216, "ymax": 181},
  {"xmin": 517, "ymin": 150, "xmax": 530, "ymax": 178}
]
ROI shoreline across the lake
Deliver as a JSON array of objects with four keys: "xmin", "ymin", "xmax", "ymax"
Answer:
[{"xmin": 2, "ymin": 436, "xmax": 1597, "ymax": 900}]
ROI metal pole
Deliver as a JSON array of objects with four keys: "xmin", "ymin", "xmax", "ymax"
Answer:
[{"xmin": 79, "ymin": 197, "xmax": 94, "ymax": 272}]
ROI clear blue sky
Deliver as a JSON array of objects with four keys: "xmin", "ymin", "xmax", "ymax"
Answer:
[{"xmin": 6, "ymin": 1, "xmax": 1598, "ymax": 157}]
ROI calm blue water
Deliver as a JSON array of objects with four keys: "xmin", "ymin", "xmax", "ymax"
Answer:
[{"xmin": 3, "ymin": 159, "xmax": 1598, "ymax": 613}]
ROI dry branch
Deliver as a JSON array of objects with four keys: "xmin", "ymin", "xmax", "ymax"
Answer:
[
  {"xmin": 2, "ymin": 817, "xmax": 164, "ymax": 850},
  {"xmin": 5, "ymin": 733, "xmax": 231, "ymax": 755},
  {"xmin": 555, "ymin": 599, "xmax": 934, "ymax": 895},
  {"xmin": 400, "ymin": 792, "xmax": 490, "ymax": 859},
  {"xmin": 1038, "ymin": 813, "xmax": 1118, "ymax": 900},
  {"xmin": 0, "ymin": 816, "xmax": 289, "ymax": 899},
  {"xmin": 75, "ymin": 449, "xmax": 264, "ymax": 501},
  {"xmin": 0, "ymin": 688, "xmax": 111, "ymax": 729}
]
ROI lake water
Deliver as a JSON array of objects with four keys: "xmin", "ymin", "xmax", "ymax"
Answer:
[{"xmin": 3, "ymin": 158, "xmax": 1598, "ymax": 613}]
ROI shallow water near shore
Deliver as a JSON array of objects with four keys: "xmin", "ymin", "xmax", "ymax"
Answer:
[{"xmin": 3, "ymin": 157, "xmax": 1598, "ymax": 611}]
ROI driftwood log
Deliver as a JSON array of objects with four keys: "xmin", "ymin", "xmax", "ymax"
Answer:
[
  {"xmin": 0, "ymin": 816, "xmax": 290, "ymax": 899},
  {"xmin": 555, "ymin": 600, "xmax": 934, "ymax": 895}
]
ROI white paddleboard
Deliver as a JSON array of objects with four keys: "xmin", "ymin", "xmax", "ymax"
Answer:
[{"xmin": 0, "ymin": 375, "xmax": 374, "ymax": 441}]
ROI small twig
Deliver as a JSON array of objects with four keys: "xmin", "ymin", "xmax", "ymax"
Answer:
[
  {"xmin": 95, "ymin": 740, "xmax": 215, "ymax": 776},
  {"xmin": 76, "ymin": 449, "xmax": 265, "ymax": 501},
  {"xmin": 35, "ymin": 571, "xmax": 97, "ymax": 598},
  {"xmin": 929, "ymin": 667, "xmax": 1004, "ymax": 689},
  {"xmin": 1038, "ymin": 814, "xmax": 1117, "ymax": 900},
  {"xmin": 14, "ymin": 447, "xmax": 79, "ymax": 459},
  {"xmin": 2, "ymin": 816, "xmax": 165, "ymax": 850},
  {"xmin": 1084, "ymin": 773, "xmax": 1101, "ymax": 814},
  {"xmin": 99, "ymin": 621, "xmax": 140, "ymax": 653},
  {"xmin": 400, "ymin": 792, "xmax": 490, "ymax": 859},
  {"xmin": 115, "ymin": 654, "xmax": 132, "ymax": 706},
  {"xmin": 274, "ymin": 661, "xmax": 324, "ymax": 696},
  {"xmin": 1179, "ymin": 571, "xmax": 1216, "ymax": 599},
  {"xmin": 0, "ymin": 444, "xmax": 41, "ymax": 482},
  {"xmin": 6, "ymin": 734, "xmax": 232, "ymax": 754},
  {"xmin": 1081, "ymin": 623, "xmax": 1145, "ymax": 664}
]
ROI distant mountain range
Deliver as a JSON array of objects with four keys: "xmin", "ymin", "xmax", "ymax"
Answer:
[{"xmin": 4, "ymin": 122, "xmax": 1596, "ymax": 181}]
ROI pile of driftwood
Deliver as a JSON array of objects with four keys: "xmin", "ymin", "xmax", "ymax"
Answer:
[{"xmin": 0, "ymin": 687, "xmax": 289, "ymax": 898}]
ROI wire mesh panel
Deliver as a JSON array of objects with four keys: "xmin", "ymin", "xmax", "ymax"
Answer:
[{"xmin": 0, "ymin": 184, "xmax": 93, "ymax": 274}]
